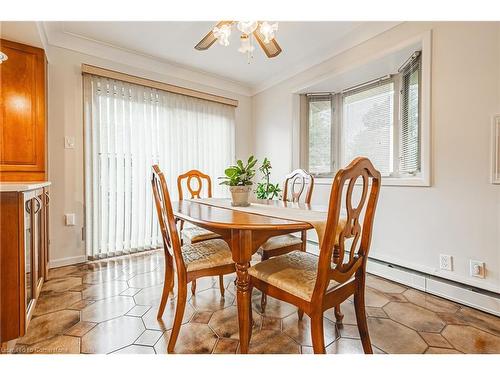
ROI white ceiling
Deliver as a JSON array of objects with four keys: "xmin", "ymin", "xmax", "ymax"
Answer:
[{"xmin": 40, "ymin": 21, "xmax": 399, "ymax": 93}]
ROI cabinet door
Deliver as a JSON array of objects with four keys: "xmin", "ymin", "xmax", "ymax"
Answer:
[{"xmin": 0, "ymin": 39, "xmax": 46, "ymax": 181}]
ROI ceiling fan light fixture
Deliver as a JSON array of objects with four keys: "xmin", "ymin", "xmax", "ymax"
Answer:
[
  {"xmin": 0, "ymin": 51, "xmax": 8, "ymax": 64},
  {"xmin": 213, "ymin": 24, "xmax": 232, "ymax": 46},
  {"xmin": 259, "ymin": 21, "xmax": 279, "ymax": 43},
  {"xmin": 238, "ymin": 34, "xmax": 255, "ymax": 54},
  {"xmin": 237, "ymin": 21, "xmax": 258, "ymax": 35}
]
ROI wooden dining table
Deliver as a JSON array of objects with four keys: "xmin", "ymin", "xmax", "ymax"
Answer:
[{"xmin": 172, "ymin": 198, "xmax": 325, "ymax": 353}]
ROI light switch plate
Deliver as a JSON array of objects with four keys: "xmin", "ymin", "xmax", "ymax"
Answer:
[
  {"xmin": 65, "ymin": 213, "xmax": 76, "ymax": 226},
  {"xmin": 65, "ymin": 136, "xmax": 75, "ymax": 149}
]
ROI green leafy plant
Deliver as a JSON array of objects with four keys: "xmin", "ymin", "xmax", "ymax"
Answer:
[
  {"xmin": 219, "ymin": 155, "xmax": 258, "ymax": 186},
  {"xmin": 255, "ymin": 157, "xmax": 282, "ymax": 199}
]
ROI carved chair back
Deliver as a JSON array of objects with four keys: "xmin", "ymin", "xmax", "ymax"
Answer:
[
  {"xmin": 282, "ymin": 169, "xmax": 314, "ymax": 204},
  {"xmin": 177, "ymin": 169, "xmax": 212, "ymax": 200},
  {"xmin": 312, "ymin": 157, "xmax": 381, "ymax": 302},
  {"xmin": 152, "ymin": 165, "xmax": 187, "ymax": 275}
]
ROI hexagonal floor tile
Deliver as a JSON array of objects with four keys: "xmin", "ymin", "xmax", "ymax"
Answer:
[
  {"xmin": 325, "ymin": 301, "xmax": 357, "ymax": 325},
  {"xmin": 367, "ymin": 317, "xmax": 428, "ymax": 353},
  {"xmin": 81, "ymin": 295, "xmax": 135, "ymax": 323},
  {"xmin": 42, "ymin": 277, "xmax": 83, "ymax": 293},
  {"xmin": 364, "ymin": 287, "xmax": 391, "ymax": 308},
  {"xmin": 189, "ymin": 288, "xmax": 235, "ymax": 312},
  {"xmin": 112, "ymin": 345, "xmax": 156, "ymax": 354},
  {"xmin": 425, "ymin": 347, "xmax": 462, "ymax": 354},
  {"xmin": 82, "ymin": 281, "xmax": 129, "ymax": 300},
  {"xmin": 154, "ymin": 323, "xmax": 218, "ymax": 354},
  {"xmin": 33, "ymin": 291, "xmax": 82, "ymax": 316},
  {"xmin": 419, "ymin": 332, "xmax": 453, "ymax": 348},
  {"xmin": 24, "ymin": 335, "xmax": 81, "ymax": 354},
  {"xmin": 403, "ymin": 289, "xmax": 460, "ymax": 314},
  {"xmin": 384, "ymin": 302, "xmax": 445, "ymax": 333},
  {"xmin": 247, "ymin": 330, "xmax": 300, "ymax": 354},
  {"xmin": 141, "ymin": 298, "xmax": 195, "ymax": 331},
  {"xmin": 128, "ymin": 271, "xmax": 164, "ymax": 288},
  {"xmin": 455, "ymin": 306, "xmax": 500, "ymax": 336},
  {"xmin": 213, "ymin": 338, "xmax": 239, "ymax": 354},
  {"xmin": 17, "ymin": 309, "xmax": 80, "ymax": 345},
  {"xmin": 442, "ymin": 325, "xmax": 500, "ymax": 354},
  {"xmin": 282, "ymin": 313, "xmax": 338, "ymax": 346},
  {"xmin": 208, "ymin": 306, "xmax": 262, "ymax": 340},
  {"xmin": 81, "ymin": 316, "xmax": 145, "ymax": 353},
  {"xmin": 366, "ymin": 275, "xmax": 407, "ymax": 294},
  {"xmin": 133, "ymin": 284, "xmax": 166, "ymax": 306},
  {"xmin": 251, "ymin": 292, "xmax": 296, "ymax": 319}
]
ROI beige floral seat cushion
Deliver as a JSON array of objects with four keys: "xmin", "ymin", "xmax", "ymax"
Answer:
[
  {"xmin": 182, "ymin": 238, "xmax": 234, "ymax": 272},
  {"xmin": 260, "ymin": 234, "xmax": 303, "ymax": 252},
  {"xmin": 248, "ymin": 250, "xmax": 338, "ymax": 301},
  {"xmin": 181, "ymin": 224, "xmax": 220, "ymax": 244}
]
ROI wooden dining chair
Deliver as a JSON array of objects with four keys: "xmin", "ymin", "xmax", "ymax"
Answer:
[
  {"xmin": 152, "ymin": 165, "xmax": 236, "ymax": 353},
  {"xmin": 177, "ymin": 169, "xmax": 223, "ymax": 295},
  {"xmin": 245, "ymin": 157, "xmax": 381, "ymax": 354},
  {"xmin": 259, "ymin": 169, "xmax": 314, "ymax": 312}
]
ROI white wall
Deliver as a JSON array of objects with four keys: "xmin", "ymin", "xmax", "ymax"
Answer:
[
  {"xmin": 252, "ymin": 22, "xmax": 500, "ymax": 293},
  {"xmin": 46, "ymin": 45, "xmax": 253, "ymax": 267}
]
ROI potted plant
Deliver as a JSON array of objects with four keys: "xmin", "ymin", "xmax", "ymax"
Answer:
[
  {"xmin": 255, "ymin": 157, "xmax": 281, "ymax": 200},
  {"xmin": 219, "ymin": 156, "xmax": 258, "ymax": 206}
]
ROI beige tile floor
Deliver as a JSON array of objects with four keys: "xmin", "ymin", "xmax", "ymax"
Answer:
[{"xmin": 12, "ymin": 248, "xmax": 500, "ymax": 354}]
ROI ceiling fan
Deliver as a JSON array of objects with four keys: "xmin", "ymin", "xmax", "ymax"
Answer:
[{"xmin": 195, "ymin": 21, "xmax": 282, "ymax": 60}]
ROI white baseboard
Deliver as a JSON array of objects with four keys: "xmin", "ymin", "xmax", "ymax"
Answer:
[
  {"xmin": 367, "ymin": 258, "xmax": 500, "ymax": 317},
  {"xmin": 49, "ymin": 255, "xmax": 87, "ymax": 269}
]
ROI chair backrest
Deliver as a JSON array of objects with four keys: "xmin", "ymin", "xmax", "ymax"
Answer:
[
  {"xmin": 282, "ymin": 169, "xmax": 314, "ymax": 204},
  {"xmin": 152, "ymin": 165, "xmax": 186, "ymax": 274},
  {"xmin": 313, "ymin": 157, "xmax": 381, "ymax": 300},
  {"xmin": 177, "ymin": 169, "xmax": 212, "ymax": 200}
]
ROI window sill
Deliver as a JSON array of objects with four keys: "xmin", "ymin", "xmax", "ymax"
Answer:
[{"xmin": 314, "ymin": 176, "xmax": 430, "ymax": 187}]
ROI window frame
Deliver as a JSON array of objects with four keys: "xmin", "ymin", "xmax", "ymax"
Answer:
[{"xmin": 301, "ymin": 47, "xmax": 430, "ymax": 187}]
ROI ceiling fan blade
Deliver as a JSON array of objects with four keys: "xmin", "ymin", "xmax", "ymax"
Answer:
[
  {"xmin": 253, "ymin": 28, "xmax": 282, "ymax": 58},
  {"xmin": 195, "ymin": 21, "xmax": 234, "ymax": 51}
]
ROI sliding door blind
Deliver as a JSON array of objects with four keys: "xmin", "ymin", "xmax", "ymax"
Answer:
[
  {"xmin": 342, "ymin": 82, "xmax": 394, "ymax": 176},
  {"xmin": 84, "ymin": 74, "xmax": 235, "ymax": 259}
]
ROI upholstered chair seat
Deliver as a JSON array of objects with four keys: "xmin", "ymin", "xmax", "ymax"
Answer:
[
  {"xmin": 249, "ymin": 250, "xmax": 341, "ymax": 301},
  {"xmin": 260, "ymin": 234, "xmax": 302, "ymax": 252},
  {"xmin": 182, "ymin": 238, "xmax": 233, "ymax": 272},
  {"xmin": 181, "ymin": 224, "xmax": 220, "ymax": 244}
]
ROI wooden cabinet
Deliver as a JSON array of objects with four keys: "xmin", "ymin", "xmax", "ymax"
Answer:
[
  {"xmin": 0, "ymin": 39, "xmax": 46, "ymax": 181},
  {"xmin": 0, "ymin": 183, "xmax": 50, "ymax": 343}
]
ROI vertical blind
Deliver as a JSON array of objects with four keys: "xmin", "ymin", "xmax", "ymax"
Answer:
[
  {"xmin": 341, "ymin": 82, "xmax": 395, "ymax": 176},
  {"xmin": 84, "ymin": 74, "xmax": 235, "ymax": 259}
]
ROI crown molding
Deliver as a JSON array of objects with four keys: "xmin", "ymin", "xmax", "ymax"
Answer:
[
  {"xmin": 250, "ymin": 21, "xmax": 402, "ymax": 95},
  {"xmin": 41, "ymin": 22, "xmax": 253, "ymax": 97}
]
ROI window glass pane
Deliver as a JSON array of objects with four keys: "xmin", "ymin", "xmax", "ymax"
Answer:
[
  {"xmin": 400, "ymin": 59, "xmax": 420, "ymax": 174},
  {"xmin": 308, "ymin": 99, "xmax": 331, "ymax": 175},
  {"xmin": 342, "ymin": 82, "xmax": 394, "ymax": 176}
]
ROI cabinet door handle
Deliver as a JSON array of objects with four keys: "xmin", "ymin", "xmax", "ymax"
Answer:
[
  {"xmin": 44, "ymin": 192, "xmax": 50, "ymax": 205},
  {"xmin": 33, "ymin": 197, "xmax": 42, "ymax": 214}
]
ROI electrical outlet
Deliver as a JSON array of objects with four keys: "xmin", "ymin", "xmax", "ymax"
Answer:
[
  {"xmin": 439, "ymin": 254, "xmax": 453, "ymax": 271},
  {"xmin": 470, "ymin": 260, "xmax": 485, "ymax": 278}
]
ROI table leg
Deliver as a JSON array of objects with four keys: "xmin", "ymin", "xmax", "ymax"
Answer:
[
  {"xmin": 236, "ymin": 261, "xmax": 252, "ymax": 353},
  {"xmin": 232, "ymin": 229, "xmax": 254, "ymax": 354}
]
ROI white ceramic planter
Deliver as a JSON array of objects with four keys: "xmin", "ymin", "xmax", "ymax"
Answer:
[{"xmin": 229, "ymin": 185, "xmax": 252, "ymax": 207}]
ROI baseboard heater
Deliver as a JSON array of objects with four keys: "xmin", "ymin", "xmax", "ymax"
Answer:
[{"xmin": 366, "ymin": 256, "xmax": 500, "ymax": 317}]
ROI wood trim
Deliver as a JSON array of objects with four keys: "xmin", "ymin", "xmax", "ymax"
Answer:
[{"xmin": 81, "ymin": 64, "xmax": 239, "ymax": 107}]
